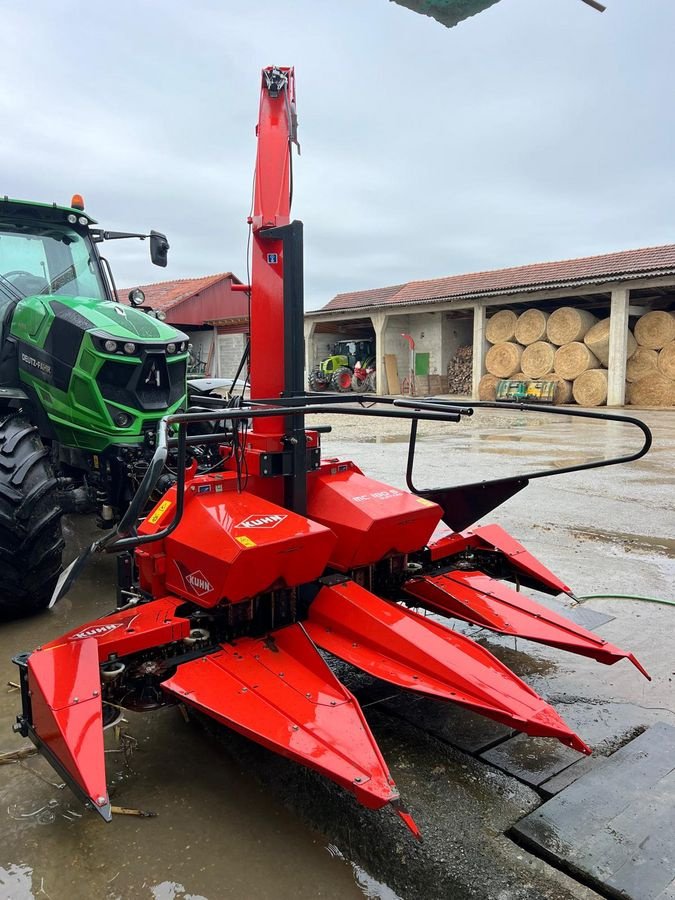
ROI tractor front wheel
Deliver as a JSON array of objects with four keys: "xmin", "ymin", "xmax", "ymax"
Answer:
[
  {"xmin": 332, "ymin": 367, "xmax": 353, "ymax": 392},
  {"xmin": 308, "ymin": 371, "xmax": 328, "ymax": 392},
  {"xmin": 0, "ymin": 414, "xmax": 64, "ymax": 620}
]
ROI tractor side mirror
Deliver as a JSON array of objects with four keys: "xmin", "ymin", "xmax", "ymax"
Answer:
[{"xmin": 150, "ymin": 231, "xmax": 170, "ymax": 267}]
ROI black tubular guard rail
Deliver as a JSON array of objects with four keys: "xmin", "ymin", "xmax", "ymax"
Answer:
[{"xmin": 96, "ymin": 394, "xmax": 651, "ymax": 554}]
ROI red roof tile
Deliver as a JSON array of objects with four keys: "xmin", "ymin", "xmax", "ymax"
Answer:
[
  {"xmin": 118, "ymin": 272, "xmax": 241, "ymax": 312},
  {"xmin": 320, "ymin": 244, "xmax": 675, "ymax": 313}
]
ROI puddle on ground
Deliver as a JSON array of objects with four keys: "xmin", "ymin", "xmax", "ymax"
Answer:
[{"xmin": 570, "ymin": 527, "xmax": 675, "ymax": 559}]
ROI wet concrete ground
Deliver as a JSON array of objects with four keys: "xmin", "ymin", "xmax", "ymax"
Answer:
[{"xmin": 0, "ymin": 407, "xmax": 672, "ymax": 899}]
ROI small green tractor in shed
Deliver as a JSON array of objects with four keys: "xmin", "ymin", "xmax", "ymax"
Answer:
[
  {"xmin": 0, "ymin": 196, "xmax": 190, "ymax": 619},
  {"xmin": 308, "ymin": 338, "xmax": 376, "ymax": 393}
]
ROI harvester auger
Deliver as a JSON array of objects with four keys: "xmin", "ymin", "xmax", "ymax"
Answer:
[{"xmin": 13, "ymin": 66, "xmax": 651, "ymax": 837}]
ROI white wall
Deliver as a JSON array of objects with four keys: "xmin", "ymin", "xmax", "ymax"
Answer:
[{"xmin": 218, "ymin": 333, "xmax": 247, "ymax": 378}]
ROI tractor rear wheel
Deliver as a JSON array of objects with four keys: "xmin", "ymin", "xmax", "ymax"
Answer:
[
  {"xmin": 308, "ymin": 371, "xmax": 328, "ymax": 391},
  {"xmin": 0, "ymin": 414, "xmax": 64, "ymax": 620},
  {"xmin": 332, "ymin": 367, "xmax": 353, "ymax": 392}
]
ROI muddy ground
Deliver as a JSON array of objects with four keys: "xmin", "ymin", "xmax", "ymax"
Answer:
[{"xmin": 0, "ymin": 406, "xmax": 672, "ymax": 900}]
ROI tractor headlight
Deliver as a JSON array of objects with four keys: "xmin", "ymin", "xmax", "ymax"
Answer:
[
  {"xmin": 128, "ymin": 289, "xmax": 145, "ymax": 307},
  {"xmin": 104, "ymin": 340, "xmax": 118, "ymax": 353},
  {"xmin": 115, "ymin": 412, "xmax": 131, "ymax": 427},
  {"xmin": 123, "ymin": 342, "xmax": 136, "ymax": 355},
  {"xmin": 180, "ymin": 341, "xmax": 187, "ymax": 352},
  {"xmin": 166, "ymin": 342, "xmax": 176, "ymax": 354},
  {"xmin": 67, "ymin": 214, "xmax": 78, "ymax": 224}
]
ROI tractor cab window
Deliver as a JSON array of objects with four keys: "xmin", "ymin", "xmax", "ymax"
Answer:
[{"xmin": 0, "ymin": 223, "xmax": 107, "ymax": 304}]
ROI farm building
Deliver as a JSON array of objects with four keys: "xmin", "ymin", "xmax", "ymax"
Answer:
[
  {"xmin": 119, "ymin": 273, "xmax": 248, "ymax": 376},
  {"xmin": 305, "ymin": 243, "xmax": 675, "ymax": 407}
]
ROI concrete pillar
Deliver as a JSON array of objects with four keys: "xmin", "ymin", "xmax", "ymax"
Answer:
[
  {"xmin": 370, "ymin": 311, "xmax": 388, "ymax": 395},
  {"xmin": 471, "ymin": 303, "xmax": 488, "ymax": 400},
  {"xmin": 607, "ymin": 288, "xmax": 630, "ymax": 407},
  {"xmin": 303, "ymin": 319, "xmax": 316, "ymax": 389}
]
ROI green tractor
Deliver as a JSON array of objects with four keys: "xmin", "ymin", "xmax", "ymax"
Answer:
[
  {"xmin": 0, "ymin": 196, "xmax": 189, "ymax": 620},
  {"xmin": 308, "ymin": 338, "xmax": 376, "ymax": 393}
]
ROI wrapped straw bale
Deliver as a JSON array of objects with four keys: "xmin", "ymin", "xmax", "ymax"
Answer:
[
  {"xmin": 515, "ymin": 309, "xmax": 549, "ymax": 345},
  {"xmin": 485, "ymin": 342, "xmax": 524, "ymax": 378},
  {"xmin": 554, "ymin": 342, "xmax": 601, "ymax": 381},
  {"xmin": 627, "ymin": 373, "xmax": 675, "ymax": 407},
  {"xmin": 572, "ymin": 370, "xmax": 608, "ymax": 407},
  {"xmin": 634, "ymin": 310, "xmax": 675, "ymax": 349},
  {"xmin": 547, "ymin": 372, "xmax": 573, "ymax": 405},
  {"xmin": 583, "ymin": 318, "xmax": 637, "ymax": 367},
  {"xmin": 520, "ymin": 341, "xmax": 555, "ymax": 378},
  {"xmin": 485, "ymin": 310, "xmax": 517, "ymax": 344},
  {"xmin": 478, "ymin": 373, "xmax": 500, "ymax": 401},
  {"xmin": 657, "ymin": 341, "xmax": 675, "ymax": 380},
  {"xmin": 547, "ymin": 307, "xmax": 598, "ymax": 346},
  {"xmin": 626, "ymin": 347, "xmax": 658, "ymax": 383}
]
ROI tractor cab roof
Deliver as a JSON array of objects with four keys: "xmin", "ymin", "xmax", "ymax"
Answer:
[{"xmin": 0, "ymin": 196, "xmax": 97, "ymax": 226}]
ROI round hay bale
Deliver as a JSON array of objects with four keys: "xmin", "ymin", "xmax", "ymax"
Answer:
[
  {"xmin": 547, "ymin": 307, "xmax": 598, "ymax": 346},
  {"xmin": 627, "ymin": 373, "xmax": 675, "ymax": 407},
  {"xmin": 515, "ymin": 309, "xmax": 549, "ymax": 345},
  {"xmin": 546, "ymin": 372, "xmax": 573, "ymax": 405},
  {"xmin": 485, "ymin": 310, "xmax": 518, "ymax": 344},
  {"xmin": 554, "ymin": 342, "xmax": 601, "ymax": 381},
  {"xmin": 485, "ymin": 342, "xmax": 523, "ymax": 378},
  {"xmin": 511, "ymin": 372, "xmax": 527, "ymax": 382},
  {"xmin": 572, "ymin": 369, "xmax": 608, "ymax": 407},
  {"xmin": 634, "ymin": 310, "xmax": 675, "ymax": 349},
  {"xmin": 520, "ymin": 341, "xmax": 555, "ymax": 378},
  {"xmin": 583, "ymin": 318, "xmax": 637, "ymax": 367},
  {"xmin": 478, "ymin": 373, "xmax": 500, "ymax": 401},
  {"xmin": 657, "ymin": 341, "xmax": 675, "ymax": 380},
  {"xmin": 626, "ymin": 346, "xmax": 658, "ymax": 383}
]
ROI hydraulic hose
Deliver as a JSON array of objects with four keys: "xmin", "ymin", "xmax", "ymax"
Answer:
[{"xmin": 578, "ymin": 593, "xmax": 675, "ymax": 608}]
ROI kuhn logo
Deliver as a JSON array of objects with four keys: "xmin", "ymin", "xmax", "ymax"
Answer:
[
  {"xmin": 72, "ymin": 623, "xmax": 123, "ymax": 640},
  {"xmin": 185, "ymin": 570, "xmax": 213, "ymax": 596},
  {"xmin": 236, "ymin": 514, "xmax": 287, "ymax": 529}
]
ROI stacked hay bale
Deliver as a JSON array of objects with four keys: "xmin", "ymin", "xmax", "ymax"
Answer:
[{"xmin": 627, "ymin": 311, "xmax": 675, "ymax": 407}]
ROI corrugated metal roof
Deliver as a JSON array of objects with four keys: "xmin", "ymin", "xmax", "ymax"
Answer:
[
  {"xmin": 118, "ymin": 273, "xmax": 241, "ymax": 312},
  {"xmin": 318, "ymin": 244, "xmax": 675, "ymax": 314}
]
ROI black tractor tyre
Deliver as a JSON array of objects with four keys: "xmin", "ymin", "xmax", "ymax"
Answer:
[
  {"xmin": 0, "ymin": 414, "xmax": 64, "ymax": 620},
  {"xmin": 332, "ymin": 367, "xmax": 353, "ymax": 392},
  {"xmin": 351, "ymin": 373, "xmax": 368, "ymax": 392},
  {"xmin": 308, "ymin": 370, "xmax": 328, "ymax": 392}
]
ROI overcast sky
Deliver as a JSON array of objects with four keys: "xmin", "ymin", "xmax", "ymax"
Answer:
[{"xmin": 2, "ymin": 0, "xmax": 673, "ymax": 309}]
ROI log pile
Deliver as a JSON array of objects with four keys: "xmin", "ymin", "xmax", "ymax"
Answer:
[
  {"xmin": 482, "ymin": 305, "xmax": 675, "ymax": 407},
  {"xmin": 446, "ymin": 345, "xmax": 473, "ymax": 394}
]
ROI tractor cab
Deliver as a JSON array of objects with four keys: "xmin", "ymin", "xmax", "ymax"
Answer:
[{"xmin": 0, "ymin": 197, "xmax": 188, "ymax": 453}]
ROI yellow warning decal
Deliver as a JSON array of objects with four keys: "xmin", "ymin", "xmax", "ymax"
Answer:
[
  {"xmin": 416, "ymin": 497, "xmax": 436, "ymax": 507},
  {"xmin": 148, "ymin": 500, "xmax": 172, "ymax": 524},
  {"xmin": 236, "ymin": 535, "xmax": 256, "ymax": 548}
]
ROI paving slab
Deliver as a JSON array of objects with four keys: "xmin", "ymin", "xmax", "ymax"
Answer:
[
  {"xmin": 539, "ymin": 755, "xmax": 598, "ymax": 799},
  {"xmin": 480, "ymin": 733, "xmax": 585, "ymax": 789},
  {"xmin": 511, "ymin": 723, "xmax": 675, "ymax": 900}
]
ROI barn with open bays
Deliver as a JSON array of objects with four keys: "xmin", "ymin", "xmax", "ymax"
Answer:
[{"xmin": 305, "ymin": 243, "xmax": 675, "ymax": 407}]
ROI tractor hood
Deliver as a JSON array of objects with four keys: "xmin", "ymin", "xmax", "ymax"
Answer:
[{"xmin": 11, "ymin": 294, "xmax": 184, "ymax": 345}]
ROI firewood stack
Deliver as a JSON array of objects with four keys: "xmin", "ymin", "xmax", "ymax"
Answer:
[{"xmin": 446, "ymin": 345, "xmax": 473, "ymax": 394}]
